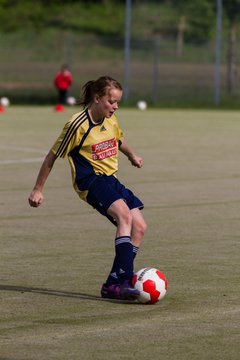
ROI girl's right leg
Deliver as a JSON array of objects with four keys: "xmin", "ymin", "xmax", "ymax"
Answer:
[
  {"xmin": 85, "ymin": 176, "xmax": 144, "ymax": 300},
  {"xmin": 101, "ymin": 199, "xmax": 140, "ymax": 300}
]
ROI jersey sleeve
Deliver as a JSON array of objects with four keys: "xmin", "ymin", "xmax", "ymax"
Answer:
[{"xmin": 51, "ymin": 118, "xmax": 81, "ymax": 158}]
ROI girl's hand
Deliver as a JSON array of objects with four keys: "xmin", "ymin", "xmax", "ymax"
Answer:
[
  {"xmin": 28, "ymin": 189, "xmax": 44, "ymax": 207},
  {"xmin": 129, "ymin": 155, "xmax": 143, "ymax": 168}
]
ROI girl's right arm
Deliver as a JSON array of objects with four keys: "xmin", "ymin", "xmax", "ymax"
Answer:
[{"xmin": 28, "ymin": 150, "xmax": 57, "ymax": 208}]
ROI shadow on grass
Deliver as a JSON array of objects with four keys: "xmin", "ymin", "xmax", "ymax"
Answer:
[{"xmin": 0, "ymin": 284, "xmax": 137, "ymax": 305}]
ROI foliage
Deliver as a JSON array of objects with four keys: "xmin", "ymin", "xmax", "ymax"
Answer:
[
  {"xmin": 169, "ymin": 0, "xmax": 215, "ymax": 43},
  {"xmin": 223, "ymin": 0, "xmax": 240, "ymax": 22},
  {"xmin": 130, "ymin": 2, "xmax": 176, "ymax": 38},
  {"xmin": 0, "ymin": 0, "xmax": 216, "ymax": 44},
  {"xmin": 0, "ymin": 0, "xmax": 125, "ymax": 36}
]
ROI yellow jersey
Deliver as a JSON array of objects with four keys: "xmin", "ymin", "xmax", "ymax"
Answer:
[{"xmin": 51, "ymin": 108, "xmax": 123, "ymax": 200}]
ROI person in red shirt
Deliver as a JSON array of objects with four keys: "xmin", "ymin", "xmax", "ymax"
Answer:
[{"xmin": 54, "ymin": 64, "xmax": 72, "ymax": 105}]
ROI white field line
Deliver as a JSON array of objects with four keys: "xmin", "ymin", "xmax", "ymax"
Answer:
[
  {"xmin": 0, "ymin": 157, "xmax": 44, "ymax": 165},
  {"xmin": 0, "ymin": 145, "xmax": 47, "ymax": 165},
  {"xmin": 0, "ymin": 144, "xmax": 47, "ymax": 154}
]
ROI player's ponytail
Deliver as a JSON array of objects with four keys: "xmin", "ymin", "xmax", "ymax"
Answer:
[
  {"xmin": 78, "ymin": 80, "xmax": 95, "ymax": 108},
  {"xmin": 78, "ymin": 76, "xmax": 122, "ymax": 108}
]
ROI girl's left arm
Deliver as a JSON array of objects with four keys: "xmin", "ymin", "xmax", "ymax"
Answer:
[{"xmin": 119, "ymin": 138, "xmax": 143, "ymax": 168}]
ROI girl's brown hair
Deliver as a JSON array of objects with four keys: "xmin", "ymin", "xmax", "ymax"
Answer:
[{"xmin": 78, "ymin": 76, "xmax": 122, "ymax": 108}]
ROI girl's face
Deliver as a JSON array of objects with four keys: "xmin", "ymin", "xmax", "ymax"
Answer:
[{"xmin": 94, "ymin": 88, "xmax": 123, "ymax": 120}]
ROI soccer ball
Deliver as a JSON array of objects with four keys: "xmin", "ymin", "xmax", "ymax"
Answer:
[
  {"xmin": 66, "ymin": 96, "xmax": 76, "ymax": 106},
  {"xmin": 137, "ymin": 100, "xmax": 147, "ymax": 111},
  {"xmin": 0, "ymin": 97, "xmax": 10, "ymax": 107},
  {"xmin": 132, "ymin": 267, "xmax": 168, "ymax": 304}
]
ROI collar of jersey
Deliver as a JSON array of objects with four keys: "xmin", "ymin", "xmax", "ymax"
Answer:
[{"xmin": 86, "ymin": 108, "xmax": 105, "ymax": 126}]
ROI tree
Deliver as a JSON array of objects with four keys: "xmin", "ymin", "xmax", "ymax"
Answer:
[
  {"xmin": 0, "ymin": 0, "xmax": 125, "ymax": 35},
  {"xmin": 170, "ymin": 0, "xmax": 214, "ymax": 58},
  {"xmin": 222, "ymin": 0, "xmax": 240, "ymax": 94}
]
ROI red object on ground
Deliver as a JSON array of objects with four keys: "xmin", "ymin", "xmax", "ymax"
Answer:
[{"xmin": 54, "ymin": 104, "xmax": 65, "ymax": 112}]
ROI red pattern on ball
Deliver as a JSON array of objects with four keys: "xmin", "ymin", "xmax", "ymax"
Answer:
[
  {"xmin": 143, "ymin": 279, "xmax": 160, "ymax": 304},
  {"xmin": 156, "ymin": 270, "xmax": 168, "ymax": 290}
]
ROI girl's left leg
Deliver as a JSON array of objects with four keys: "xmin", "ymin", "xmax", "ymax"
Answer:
[
  {"xmin": 130, "ymin": 208, "xmax": 147, "ymax": 264},
  {"xmin": 130, "ymin": 208, "xmax": 147, "ymax": 248},
  {"xmin": 101, "ymin": 199, "xmax": 140, "ymax": 299}
]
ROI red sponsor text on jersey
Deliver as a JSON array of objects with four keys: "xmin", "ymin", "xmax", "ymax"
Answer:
[
  {"xmin": 92, "ymin": 148, "xmax": 117, "ymax": 160},
  {"xmin": 92, "ymin": 138, "xmax": 116, "ymax": 154},
  {"xmin": 92, "ymin": 138, "xmax": 117, "ymax": 161}
]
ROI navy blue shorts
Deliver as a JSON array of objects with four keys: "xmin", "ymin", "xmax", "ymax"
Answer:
[{"xmin": 86, "ymin": 175, "xmax": 144, "ymax": 225}]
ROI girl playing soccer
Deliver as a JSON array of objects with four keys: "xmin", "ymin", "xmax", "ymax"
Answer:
[{"xmin": 28, "ymin": 76, "xmax": 147, "ymax": 300}]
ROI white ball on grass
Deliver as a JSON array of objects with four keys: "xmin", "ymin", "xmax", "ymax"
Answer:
[
  {"xmin": 66, "ymin": 96, "xmax": 76, "ymax": 106},
  {"xmin": 137, "ymin": 100, "xmax": 147, "ymax": 111},
  {"xmin": 132, "ymin": 267, "xmax": 168, "ymax": 304},
  {"xmin": 0, "ymin": 97, "xmax": 10, "ymax": 107}
]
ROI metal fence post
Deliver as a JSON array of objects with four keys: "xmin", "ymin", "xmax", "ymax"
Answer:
[
  {"xmin": 123, "ymin": 0, "xmax": 131, "ymax": 104},
  {"xmin": 215, "ymin": 0, "xmax": 222, "ymax": 106}
]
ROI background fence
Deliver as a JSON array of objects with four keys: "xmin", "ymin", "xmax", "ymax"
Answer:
[{"xmin": 0, "ymin": 30, "xmax": 239, "ymax": 107}]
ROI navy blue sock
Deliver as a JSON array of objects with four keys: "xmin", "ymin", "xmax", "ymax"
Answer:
[
  {"xmin": 106, "ymin": 236, "xmax": 134, "ymax": 286},
  {"xmin": 106, "ymin": 256, "xmax": 119, "ymax": 285},
  {"xmin": 115, "ymin": 236, "xmax": 133, "ymax": 284},
  {"xmin": 133, "ymin": 245, "xmax": 139, "ymax": 260}
]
